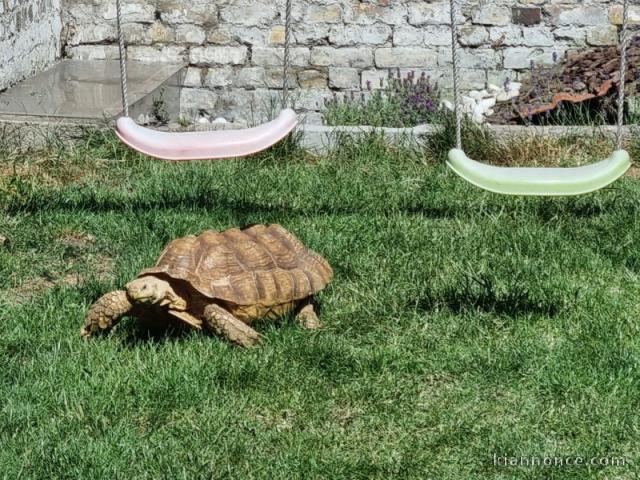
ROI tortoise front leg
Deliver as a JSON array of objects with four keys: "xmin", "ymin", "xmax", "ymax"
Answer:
[
  {"xmin": 82, "ymin": 291, "xmax": 134, "ymax": 338},
  {"xmin": 203, "ymin": 304, "xmax": 262, "ymax": 347}
]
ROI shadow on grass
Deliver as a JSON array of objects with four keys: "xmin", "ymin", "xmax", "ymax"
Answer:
[
  {"xmin": 414, "ymin": 273, "xmax": 565, "ymax": 318},
  {"xmin": 4, "ymin": 178, "xmax": 635, "ymax": 223}
]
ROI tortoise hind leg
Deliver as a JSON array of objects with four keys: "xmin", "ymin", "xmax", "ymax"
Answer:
[
  {"xmin": 295, "ymin": 300, "xmax": 322, "ymax": 330},
  {"xmin": 203, "ymin": 304, "xmax": 262, "ymax": 348}
]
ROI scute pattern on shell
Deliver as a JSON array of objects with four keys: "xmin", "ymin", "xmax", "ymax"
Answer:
[{"xmin": 138, "ymin": 224, "xmax": 333, "ymax": 306}]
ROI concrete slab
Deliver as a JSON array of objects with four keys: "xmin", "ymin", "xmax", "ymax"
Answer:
[{"xmin": 0, "ymin": 60, "xmax": 185, "ymax": 122}]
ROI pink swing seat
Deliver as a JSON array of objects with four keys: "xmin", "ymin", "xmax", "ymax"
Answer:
[{"xmin": 116, "ymin": 108, "xmax": 297, "ymax": 161}]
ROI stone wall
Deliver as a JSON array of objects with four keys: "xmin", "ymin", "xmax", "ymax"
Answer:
[
  {"xmin": 0, "ymin": 0, "xmax": 62, "ymax": 91},
  {"xmin": 61, "ymin": 0, "xmax": 636, "ymax": 124}
]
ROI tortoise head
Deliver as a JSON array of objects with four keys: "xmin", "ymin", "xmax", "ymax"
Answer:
[{"xmin": 125, "ymin": 276, "xmax": 187, "ymax": 311}]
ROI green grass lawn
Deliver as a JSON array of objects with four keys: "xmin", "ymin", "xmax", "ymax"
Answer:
[{"xmin": 1, "ymin": 130, "xmax": 639, "ymax": 479}]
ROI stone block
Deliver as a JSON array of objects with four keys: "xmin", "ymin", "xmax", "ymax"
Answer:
[
  {"xmin": 190, "ymin": 46, "xmax": 248, "ymax": 66},
  {"xmin": 394, "ymin": 26, "xmax": 424, "ymax": 46},
  {"xmin": 586, "ymin": 25, "xmax": 619, "ymax": 46},
  {"xmin": 503, "ymin": 47, "xmax": 566, "ymax": 69},
  {"xmin": 458, "ymin": 26, "xmax": 489, "ymax": 47},
  {"xmin": 456, "ymin": 49, "xmax": 500, "ymax": 69},
  {"xmin": 512, "ymin": 7, "xmax": 541, "ymax": 26},
  {"xmin": 269, "ymin": 25, "xmax": 285, "ymax": 45},
  {"xmin": 329, "ymin": 67, "xmax": 359, "ymax": 89},
  {"xmin": 252, "ymin": 47, "xmax": 310, "ymax": 67},
  {"xmin": 351, "ymin": 3, "xmax": 407, "ymax": 26},
  {"xmin": 609, "ymin": 5, "xmax": 640, "ymax": 25},
  {"xmin": 489, "ymin": 26, "xmax": 523, "ymax": 47},
  {"xmin": 306, "ymin": 4, "xmax": 342, "ymax": 23},
  {"xmin": 235, "ymin": 67, "xmax": 267, "ymax": 88},
  {"xmin": 219, "ymin": 2, "xmax": 278, "ymax": 26},
  {"xmin": 375, "ymin": 47, "xmax": 438, "ymax": 68},
  {"xmin": 553, "ymin": 27, "xmax": 586, "ymax": 44},
  {"xmin": 299, "ymin": 69, "xmax": 328, "ymax": 89},
  {"xmin": 522, "ymin": 27, "xmax": 554, "ymax": 47},
  {"xmin": 473, "ymin": 5, "xmax": 511, "ymax": 26},
  {"xmin": 183, "ymin": 67, "xmax": 203, "ymax": 87},
  {"xmin": 66, "ymin": 45, "xmax": 120, "ymax": 61},
  {"xmin": 180, "ymin": 88, "xmax": 218, "ymax": 116},
  {"xmin": 292, "ymin": 24, "xmax": 332, "ymax": 44},
  {"xmin": 128, "ymin": 45, "xmax": 187, "ymax": 63},
  {"xmin": 547, "ymin": 5, "xmax": 609, "ymax": 26},
  {"xmin": 361, "ymin": 69, "xmax": 389, "ymax": 90},
  {"xmin": 408, "ymin": 2, "xmax": 450, "ymax": 26},
  {"xmin": 310, "ymin": 47, "xmax": 374, "ymax": 68},
  {"xmin": 329, "ymin": 24, "xmax": 392, "ymax": 46},
  {"xmin": 156, "ymin": 0, "xmax": 217, "ymax": 26},
  {"xmin": 175, "ymin": 24, "xmax": 206, "ymax": 45}
]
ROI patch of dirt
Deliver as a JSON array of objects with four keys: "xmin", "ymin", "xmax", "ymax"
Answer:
[
  {"xmin": 627, "ymin": 166, "xmax": 640, "ymax": 178},
  {"xmin": 250, "ymin": 409, "xmax": 297, "ymax": 432},
  {"xmin": 330, "ymin": 406, "xmax": 361, "ymax": 427},
  {"xmin": 57, "ymin": 228, "xmax": 96, "ymax": 248},
  {"xmin": 4, "ymin": 254, "xmax": 116, "ymax": 305},
  {"xmin": 0, "ymin": 157, "xmax": 101, "ymax": 187}
]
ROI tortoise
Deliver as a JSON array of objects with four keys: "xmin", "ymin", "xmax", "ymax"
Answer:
[{"xmin": 81, "ymin": 224, "xmax": 333, "ymax": 347}]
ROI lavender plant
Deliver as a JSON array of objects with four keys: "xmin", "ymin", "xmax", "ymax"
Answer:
[{"xmin": 323, "ymin": 69, "xmax": 442, "ymax": 127}]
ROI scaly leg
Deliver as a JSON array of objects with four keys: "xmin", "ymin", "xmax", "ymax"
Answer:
[
  {"xmin": 203, "ymin": 304, "xmax": 262, "ymax": 347},
  {"xmin": 82, "ymin": 291, "xmax": 133, "ymax": 338},
  {"xmin": 295, "ymin": 301, "xmax": 322, "ymax": 330}
]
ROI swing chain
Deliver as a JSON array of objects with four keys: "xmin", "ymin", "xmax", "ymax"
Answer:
[
  {"xmin": 115, "ymin": 0, "xmax": 129, "ymax": 117},
  {"xmin": 282, "ymin": 0, "xmax": 293, "ymax": 109}
]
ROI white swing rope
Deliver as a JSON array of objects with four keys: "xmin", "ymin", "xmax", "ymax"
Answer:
[
  {"xmin": 281, "ymin": 0, "xmax": 293, "ymax": 109},
  {"xmin": 115, "ymin": 0, "xmax": 129, "ymax": 117},
  {"xmin": 449, "ymin": 0, "xmax": 463, "ymax": 150},
  {"xmin": 616, "ymin": 0, "xmax": 630, "ymax": 150},
  {"xmin": 113, "ymin": 0, "xmax": 294, "ymax": 117},
  {"xmin": 448, "ymin": 0, "xmax": 631, "ymax": 152}
]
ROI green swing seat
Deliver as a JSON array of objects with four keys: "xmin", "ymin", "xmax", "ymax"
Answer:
[{"xmin": 447, "ymin": 149, "xmax": 631, "ymax": 196}]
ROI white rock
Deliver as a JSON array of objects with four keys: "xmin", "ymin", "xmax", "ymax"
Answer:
[
  {"xmin": 473, "ymin": 103, "xmax": 485, "ymax": 115},
  {"xmin": 462, "ymin": 103, "xmax": 474, "ymax": 114},
  {"xmin": 507, "ymin": 82, "xmax": 522, "ymax": 93},
  {"xmin": 478, "ymin": 97, "xmax": 497, "ymax": 112},
  {"xmin": 212, "ymin": 117, "xmax": 228, "ymax": 124},
  {"xmin": 487, "ymin": 83, "xmax": 501, "ymax": 94},
  {"xmin": 198, "ymin": 117, "xmax": 211, "ymax": 124},
  {"xmin": 461, "ymin": 95, "xmax": 476, "ymax": 107},
  {"xmin": 496, "ymin": 92, "xmax": 510, "ymax": 102},
  {"xmin": 441, "ymin": 100, "xmax": 454, "ymax": 111}
]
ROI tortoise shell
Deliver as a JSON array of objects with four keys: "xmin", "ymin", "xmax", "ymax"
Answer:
[{"xmin": 139, "ymin": 224, "xmax": 333, "ymax": 306}]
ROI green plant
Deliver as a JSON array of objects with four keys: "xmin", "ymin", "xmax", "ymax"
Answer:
[
  {"xmin": 324, "ymin": 70, "xmax": 442, "ymax": 127},
  {"xmin": 151, "ymin": 89, "xmax": 170, "ymax": 126}
]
